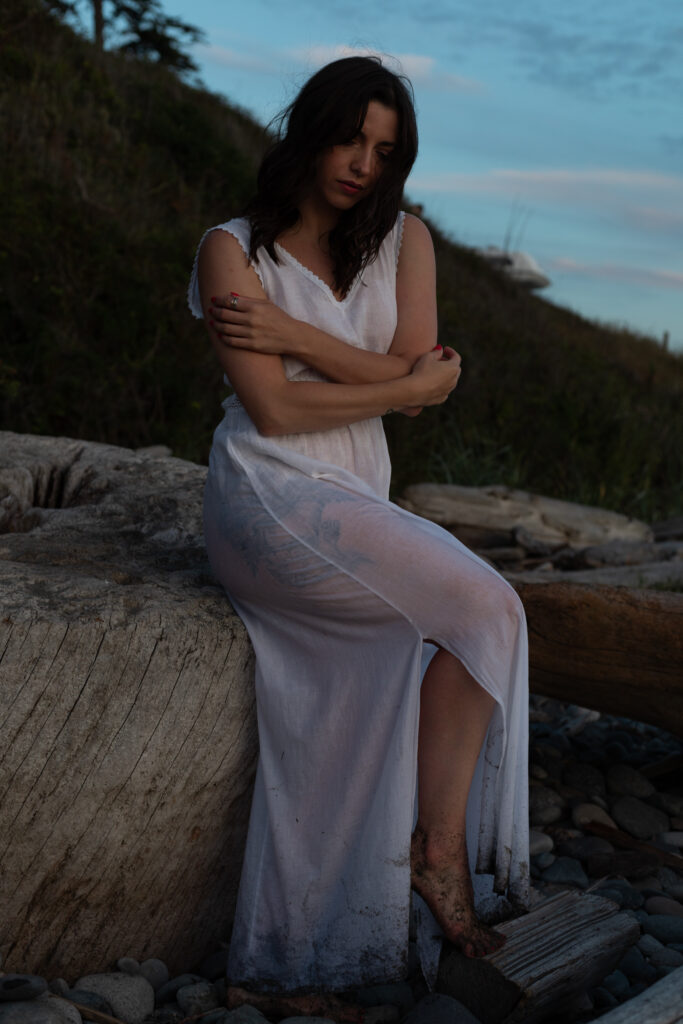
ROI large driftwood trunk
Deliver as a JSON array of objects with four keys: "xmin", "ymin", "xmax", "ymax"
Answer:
[
  {"xmin": 0, "ymin": 433, "xmax": 257, "ymax": 979},
  {"xmin": 398, "ymin": 483, "xmax": 653, "ymax": 549},
  {"xmin": 510, "ymin": 581, "xmax": 683, "ymax": 737}
]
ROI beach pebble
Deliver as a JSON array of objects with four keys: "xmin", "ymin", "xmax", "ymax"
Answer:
[
  {"xmin": 402, "ymin": 994, "xmax": 482, "ymax": 1024},
  {"xmin": 617, "ymin": 945, "xmax": 657, "ymax": 983},
  {"xmin": 607, "ymin": 764, "xmax": 655, "ymax": 799},
  {"xmin": 0, "ymin": 996, "xmax": 82, "ymax": 1024},
  {"xmin": 563, "ymin": 763, "xmax": 606, "ymax": 798},
  {"xmin": 0, "ymin": 979, "xmax": 48, "ymax": 1004},
  {"xmin": 611, "ymin": 797, "xmax": 669, "ymax": 840},
  {"xmin": 533, "ymin": 852, "xmax": 555, "ymax": 870},
  {"xmin": 657, "ymin": 831, "xmax": 683, "ymax": 848},
  {"xmin": 650, "ymin": 792, "xmax": 683, "ymax": 817},
  {"xmin": 64, "ymin": 991, "xmax": 113, "ymax": 1015},
  {"xmin": 116, "ymin": 959, "xmax": 140, "ymax": 977},
  {"xmin": 592, "ymin": 987, "xmax": 618, "ymax": 1010},
  {"xmin": 74, "ymin": 974, "xmax": 154, "ymax": 1024},
  {"xmin": 155, "ymin": 976, "xmax": 205, "ymax": 1006},
  {"xmin": 138, "ymin": 961, "xmax": 170, "ymax": 992},
  {"xmin": 224, "ymin": 1009, "xmax": 269, "ymax": 1024},
  {"xmin": 557, "ymin": 835, "xmax": 614, "ymax": 861},
  {"xmin": 528, "ymin": 830, "xmax": 554, "ymax": 856},
  {"xmin": 541, "ymin": 856, "xmax": 588, "ymax": 889},
  {"xmin": 176, "ymin": 983, "xmax": 219, "ymax": 1016},
  {"xmin": 529, "ymin": 786, "xmax": 564, "ymax": 826},
  {"xmin": 572, "ymin": 803, "xmax": 617, "ymax": 830},
  {"xmin": 644, "ymin": 896, "xmax": 683, "ymax": 917},
  {"xmin": 642, "ymin": 915, "xmax": 683, "ymax": 945},
  {"xmin": 601, "ymin": 970, "xmax": 630, "ymax": 1000}
]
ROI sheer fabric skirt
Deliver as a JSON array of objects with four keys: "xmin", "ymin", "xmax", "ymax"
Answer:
[{"xmin": 204, "ymin": 402, "xmax": 529, "ymax": 992}]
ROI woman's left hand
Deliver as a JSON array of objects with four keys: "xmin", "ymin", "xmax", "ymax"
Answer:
[{"xmin": 208, "ymin": 293, "xmax": 296, "ymax": 355}]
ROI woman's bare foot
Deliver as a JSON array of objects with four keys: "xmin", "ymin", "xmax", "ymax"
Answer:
[
  {"xmin": 226, "ymin": 985, "xmax": 365, "ymax": 1022},
  {"xmin": 410, "ymin": 824, "xmax": 506, "ymax": 958}
]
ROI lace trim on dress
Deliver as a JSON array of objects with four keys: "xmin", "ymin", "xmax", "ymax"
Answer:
[
  {"xmin": 187, "ymin": 221, "xmax": 265, "ymax": 319},
  {"xmin": 395, "ymin": 210, "xmax": 406, "ymax": 266}
]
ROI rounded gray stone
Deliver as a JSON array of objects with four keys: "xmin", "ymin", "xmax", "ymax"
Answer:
[
  {"xmin": 533, "ymin": 851, "xmax": 555, "ymax": 870},
  {"xmin": 644, "ymin": 896, "xmax": 683, "ymax": 917},
  {"xmin": 65, "ymin": 991, "xmax": 112, "ymax": 1016},
  {"xmin": 116, "ymin": 960, "xmax": 140, "ymax": 977},
  {"xmin": 402, "ymin": 994, "xmax": 482, "ymax": 1024},
  {"xmin": 138, "ymin": 961, "xmax": 170, "ymax": 993},
  {"xmin": 572, "ymin": 803, "xmax": 617, "ymax": 829},
  {"xmin": 155, "ymin": 976, "xmax": 205, "ymax": 1006},
  {"xmin": 557, "ymin": 835, "xmax": 614, "ymax": 861},
  {"xmin": 529, "ymin": 786, "xmax": 564, "ymax": 826},
  {"xmin": 0, "ymin": 979, "xmax": 48, "ymax": 1004},
  {"xmin": 562, "ymin": 763, "xmax": 606, "ymax": 798},
  {"xmin": 611, "ymin": 796, "xmax": 670, "ymax": 840},
  {"xmin": 607, "ymin": 764, "xmax": 656, "ymax": 799},
  {"xmin": 541, "ymin": 856, "xmax": 589, "ymax": 889},
  {"xmin": 74, "ymin": 974, "xmax": 154, "ymax": 1024},
  {"xmin": 602, "ymin": 969, "xmax": 630, "ymax": 999},
  {"xmin": 224, "ymin": 1009, "xmax": 269, "ymax": 1024},
  {"xmin": 642, "ymin": 914, "xmax": 683, "ymax": 945},
  {"xmin": 528, "ymin": 830, "xmax": 554, "ymax": 856},
  {"xmin": 618, "ymin": 945, "xmax": 657, "ymax": 983},
  {"xmin": 0, "ymin": 997, "xmax": 81, "ymax": 1024},
  {"xmin": 176, "ymin": 983, "xmax": 219, "ymax": 1016}
]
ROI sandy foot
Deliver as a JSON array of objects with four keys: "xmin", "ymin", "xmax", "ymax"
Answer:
[{"xmin": 411, "ymin": 825, "xmax": 506, "ymax": 958}]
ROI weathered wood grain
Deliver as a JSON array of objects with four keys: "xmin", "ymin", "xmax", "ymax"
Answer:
[
  {"xmin": 508, "ymin": 581, "xmax": 683, "ymax": 736},
  {"xmin": 437, "ymin": 891, "xmax": 640, "ymax": 1024},
  {"xmin": 0, "ymin": 432, "xmax": 257, "ymax": 979},
  {"xmin": 590, "ymin": 965, "xmax": 683, "ymax": 1024},
  {"xmin": 398, "ymin": 483, "xmax": 652, "ymax": 549}
]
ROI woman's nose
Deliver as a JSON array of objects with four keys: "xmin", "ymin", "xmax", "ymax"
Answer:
[{"xmin": 351, "ymin": 146, "xmax": 372, "ymax": 176}]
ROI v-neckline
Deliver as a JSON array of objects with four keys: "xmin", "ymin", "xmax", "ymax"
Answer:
[{"xmin": 274, "ymin": 242, "xmax": 360, "ymax": 306}]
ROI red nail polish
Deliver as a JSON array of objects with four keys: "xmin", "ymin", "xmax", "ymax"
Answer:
[
  {"xmin": 209, "ymin": 320, "xmax": 215, "ymax": 327},
  {"xmin": 433, "ymin": 344, "xmax": 442, "ymax": 350},
  {"xmin": 230, "ymin": 291, "xmax": 240, "ymax": 297},
  {"xmin": 210, "ymin": 296, "xmax": 217, "ymax": 303}
]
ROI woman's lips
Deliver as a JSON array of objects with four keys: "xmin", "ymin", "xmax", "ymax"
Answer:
[{"xmin": 338, "ymin": 180, "xmax": 363, "ymax": 195}]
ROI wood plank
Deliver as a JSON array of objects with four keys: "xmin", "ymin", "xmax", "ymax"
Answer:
[
  {"xmin": 437, "ymin": 891, "xmax": 639, "ymax": 1024},
  {"xmin": 588, "ymin": 965, "xmax": 683, "ymax": 1024}
]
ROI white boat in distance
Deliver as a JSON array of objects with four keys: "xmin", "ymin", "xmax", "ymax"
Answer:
[{"xmin": 475, "ymin": 246, "xmax": 551, "ymax": 289}]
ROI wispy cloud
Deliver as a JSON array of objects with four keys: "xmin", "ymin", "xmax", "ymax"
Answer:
[
  {"xmin": 410, "ymin": 166, "xmax": 683, "ymax": 239},
  {"xmin": 549, "ymin": 258, "xmax": 683, "ymax": 292},
  {"xmin": 198, "ymin": 44, "xmax": 280, "ymax": 76},
  {"xmin": 291, "ymin": 45, "xmax": 483, "ymax": 93}
]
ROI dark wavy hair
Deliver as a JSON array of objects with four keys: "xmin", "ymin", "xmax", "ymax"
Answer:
[{"xmin": 244, "ymin": 56, "xmax": 418, "ymax": 297}]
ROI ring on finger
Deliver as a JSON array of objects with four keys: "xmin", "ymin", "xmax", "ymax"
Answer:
[{"xmin": 230, "ymin": 295, "xmax": 238, "ymax": 309}]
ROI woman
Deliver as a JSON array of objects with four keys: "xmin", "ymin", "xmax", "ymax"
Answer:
[{"xmin": 188, "ymin": 55, "xmax": 529, "ymax": 1010}]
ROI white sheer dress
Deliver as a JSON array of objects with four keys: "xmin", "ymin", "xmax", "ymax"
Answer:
[{"xmin": 188, "ymin": 214, "xmax": 529, "ymax": 993}]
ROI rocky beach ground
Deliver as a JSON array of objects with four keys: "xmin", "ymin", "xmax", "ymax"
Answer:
[{"xmin": 1, "ymin": 697, "xmax": 682, "ymax": 1024}]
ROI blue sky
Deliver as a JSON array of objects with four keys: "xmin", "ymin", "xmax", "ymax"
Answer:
[{"xmin": 172, "ymin": 0, "xmax": 683, "ymax": 350}]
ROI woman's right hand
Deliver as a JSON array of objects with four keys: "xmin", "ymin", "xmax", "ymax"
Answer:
[{"xmin": 409, "ymin": 346, "xmax": 462, "ymax": 406}]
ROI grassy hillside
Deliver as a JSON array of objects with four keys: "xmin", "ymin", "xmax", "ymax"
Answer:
[{"xmin": 2, "ymin": 0, "xmax": 682, "ymax": 520}]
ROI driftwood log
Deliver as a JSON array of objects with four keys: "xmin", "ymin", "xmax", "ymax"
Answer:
[
  {"xmin": 436, "ymin": 890, "xmax": 640, "ymax": 1024},
  {"xmin": 0, "ymin": 432, "xmax": 257, "ymax": 979},
  {"xmin": 398, "ymin": 483, "xmax": 653, "ymax": 549},
  {"xmin": 509, "ymin": 581, "xmax": 683, "ymax": 737},
  {"xmin": 591, "ymin": 965, "xmax": 683, "ymax": 1024}
]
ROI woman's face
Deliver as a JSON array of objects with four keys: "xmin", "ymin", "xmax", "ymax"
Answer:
[{"xmin": 313, "ymin": 100, "xmax": 398, "ymax": 212}]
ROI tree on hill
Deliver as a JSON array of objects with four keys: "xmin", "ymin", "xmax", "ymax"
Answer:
[{"xmin": 45, "ymin": 0, "xmax": 204, "ymax": 73}]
